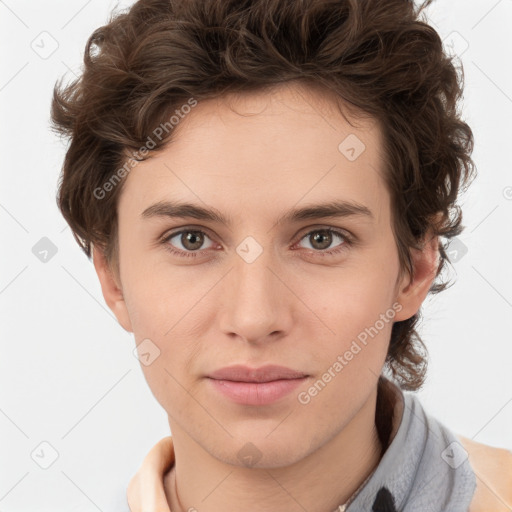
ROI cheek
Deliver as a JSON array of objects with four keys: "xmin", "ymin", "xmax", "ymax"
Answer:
[
  {"xmin": 302, "ymin": 259, "xmax": 398, "ymax": 363},
  {"xmin": 300, "ymin": 280, "xmax": 395, "ymax": 413},
  {"xmin": 121, "ymin": 251, "xmax": 187, "ymax": 333},
  {"xmin": 120, "ymin": 271, "xmax": 188, "ymax": 382},
  {"xmin": 126, "ymin": 283, "xmax": 200, "ymax": 413}
]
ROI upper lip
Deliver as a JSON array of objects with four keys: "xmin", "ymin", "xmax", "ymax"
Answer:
[{"xmin": 207, "ymin": 365, "xmax": 308, "ymax": 383}]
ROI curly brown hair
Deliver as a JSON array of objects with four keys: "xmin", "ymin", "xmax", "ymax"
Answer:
[{"xmin": 51, "ymin": 0, "xmax": 476, "ymax": 393}]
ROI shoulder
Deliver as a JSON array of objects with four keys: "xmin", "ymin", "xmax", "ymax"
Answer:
[
  {"xmin": 457, "ymin": 434, "xmax": 512, "ymax": 512},
  {"xmin": 126, "ymin": 436, "xmax": 175, "ymax": 512}
]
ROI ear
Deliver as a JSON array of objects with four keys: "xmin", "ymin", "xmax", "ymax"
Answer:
[
  {"xmin": 92, "ymin": 244, "xmax": 133, "ymax": 333},
  {"xmin": 393, "ymin": 232, "xmax": 440, "ymax": 322}
]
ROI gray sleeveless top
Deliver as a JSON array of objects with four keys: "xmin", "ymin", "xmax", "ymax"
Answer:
[{"xmin": 343, "ymin": 386, "xmax": 476, "ymax": 511}]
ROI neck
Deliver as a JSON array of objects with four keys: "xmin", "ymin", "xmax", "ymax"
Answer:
[{"xmin": 163, "ymin": 380, "xmax": 399, "ymax": 512}]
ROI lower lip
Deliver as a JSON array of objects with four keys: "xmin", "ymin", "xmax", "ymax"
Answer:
[{"xmin": 207, "ymin": 377, "xmax": 308, "ymax": 405}]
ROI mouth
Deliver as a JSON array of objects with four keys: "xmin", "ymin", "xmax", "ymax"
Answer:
[
  {"xmin": 207, "ymin": 364, "xmax": 309, "ymax": 383},
  {"xmin": 206, "ymin": 364, "xmax": 309, "ymax": 405}
]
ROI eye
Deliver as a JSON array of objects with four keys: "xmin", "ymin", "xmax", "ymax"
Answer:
[
  {"xmin": 295, "ymin": 228, "xmax": 352, "ymax": 255},
  {"xmin": 160, "ymin": 226, "xmax": 353, "ymax": 259},
  {"xmin": 162, "ymin": 229, "xmax": 216, "ymax": 258}
]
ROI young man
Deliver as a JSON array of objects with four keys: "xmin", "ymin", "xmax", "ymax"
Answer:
[{"xmin": 51, "ymin": 0, "xmax": 512, "ymax": 510}]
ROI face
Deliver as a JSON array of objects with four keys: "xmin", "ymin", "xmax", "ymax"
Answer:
[{"xmin": 95, "ymin": 82, "xmax": 436, "ymax": 467}]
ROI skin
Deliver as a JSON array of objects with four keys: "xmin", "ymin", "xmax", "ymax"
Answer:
[{"xmin": 93, "ymin": 81, "xmax": 439, "ymax": 512}]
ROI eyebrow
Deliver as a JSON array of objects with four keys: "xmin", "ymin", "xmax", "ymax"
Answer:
[{"xmin": 141, "ymin": 199, "xmax": 373, "ymax": 227}]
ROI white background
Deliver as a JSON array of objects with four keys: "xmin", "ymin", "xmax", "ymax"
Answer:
[{"xmin": 1, "ymin": 0, "xmax": 511, "ymax": 511}]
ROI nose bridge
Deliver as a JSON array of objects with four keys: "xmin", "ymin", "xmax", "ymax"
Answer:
[{"xmin": 219, "ymin": 239, "xmax": 290, "ymax": 341}]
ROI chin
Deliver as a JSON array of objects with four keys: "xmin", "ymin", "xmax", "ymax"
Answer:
[{"xmin": 203, "ymin": 430, "xmax": 314, "ymax": 470}]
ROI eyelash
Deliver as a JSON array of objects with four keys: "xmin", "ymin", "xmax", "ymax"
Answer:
[{"xmin": 159, "ymin": 227, "xmax": 354, "ymax": 259}]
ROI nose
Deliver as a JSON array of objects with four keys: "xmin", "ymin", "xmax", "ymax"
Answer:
[{"xmin": 217, "ymin": 244, "xmax": 294, "ymax": 345}]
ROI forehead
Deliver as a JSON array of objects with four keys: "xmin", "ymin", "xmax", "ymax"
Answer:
[
  {"xmin": 167, "ymin": 81, "xmax": 381, "ymax": 152},
  {"xmin": 118, "ymin": 82, "xmax": 388, "ymax": 225}
]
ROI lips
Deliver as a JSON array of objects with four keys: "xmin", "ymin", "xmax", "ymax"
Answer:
[
  {"xmin": 207, "ymin": 364, "xmax": 308, "ymax": 383},
  {"xmin": 206, "ymin": 365, "xmax": 309, "ymax": 405}
]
